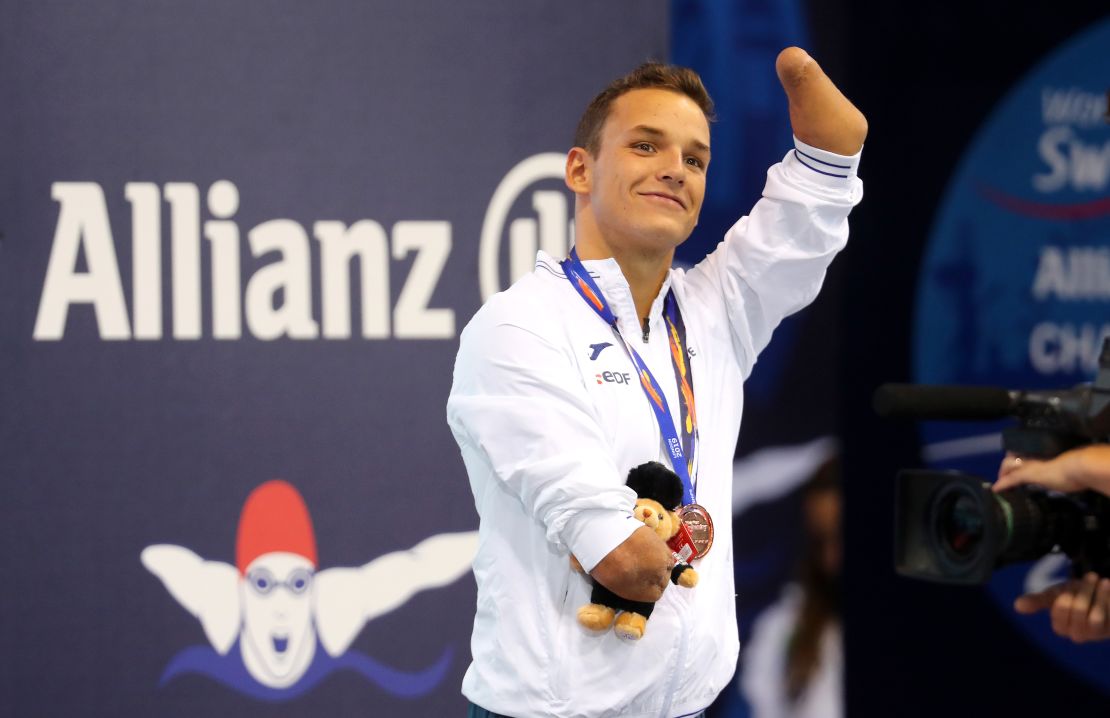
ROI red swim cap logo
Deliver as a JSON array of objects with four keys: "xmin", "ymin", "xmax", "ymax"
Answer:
[{"xmin": 235, "ymin": 480, "xmax": 318, "ymax": 575}]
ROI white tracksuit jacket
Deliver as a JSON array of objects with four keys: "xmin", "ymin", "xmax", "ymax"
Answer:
[{"xmin": 447, "ymin": 139, "xmax": 862, "ymax": 718}]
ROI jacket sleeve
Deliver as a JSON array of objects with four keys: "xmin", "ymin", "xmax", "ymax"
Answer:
[
  {"xmin": 681, "ymin": 137, "xmax": 863, "ymax": 379},
  {"xmin": 447, "ymin": 314, "xmax": 639, "ymax": 572}
]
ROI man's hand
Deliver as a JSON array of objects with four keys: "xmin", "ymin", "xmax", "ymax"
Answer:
[
  {"xmin": 776, "ymin": 47, "xmax": 867, "ymax": 156},
  {"xmin": 589, "ymin": 525, "xmax": 674, "ymax": 603},
  {"xmin": 993, "ymin": 445, "xmax": 1110, "ymax": 495},
  {"xmin": 1016, "ymin": 573, "xmax": 1110, "ymax": 643},
  {"xmin": 995, "ymin": 445, "xmax": 1110, "ymax": 644}
]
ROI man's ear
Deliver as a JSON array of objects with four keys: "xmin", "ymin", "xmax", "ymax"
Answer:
[{"xmin": 565, "ymin": 147, "xmax": 591, "ymax": 195}]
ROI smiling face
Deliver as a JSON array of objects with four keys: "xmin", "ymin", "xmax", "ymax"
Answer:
[
  {"xmin": 239, "ymin": 551, "xmax": 317, "ymax": 688},
  {"xmin": 569, "ymin": 88, "xmax": 711, "ymax": 260}
]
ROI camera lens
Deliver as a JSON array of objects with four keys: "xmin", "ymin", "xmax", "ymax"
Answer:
[
  {"xmin": 938, "ymin": 493, "xmax": 983, "ymax": 559},
  {"xmin": 926, "ymin": 483, "xmax": 988, "ymax": 571}
]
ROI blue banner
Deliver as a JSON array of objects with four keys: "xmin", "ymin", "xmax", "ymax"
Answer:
[
  {"xmin": 0, "ymin": 3, "xmax": 667, "ymax": 715},
  {"xmin": 914, "ymin": 17, "xmax": 1110, "ymax": 696}
]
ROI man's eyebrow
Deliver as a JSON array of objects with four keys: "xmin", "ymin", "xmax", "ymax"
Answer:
[
  {"xmin": 630, "ymin": 125, "xmax": 666, "ymax": 139},
  {"xmin": 629, "ymin": 125, "xmax": 710, "ymax": 154}
]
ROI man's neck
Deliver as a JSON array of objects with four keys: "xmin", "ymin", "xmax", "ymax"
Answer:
[{"xmin": 575, "ymin": 236, "xmax": 673, "ymax": 322}]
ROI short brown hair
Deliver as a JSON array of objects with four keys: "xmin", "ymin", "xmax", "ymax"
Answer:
[{"xmin": 574, "ymin": 62, "xmax": 716, "ymax": 155}]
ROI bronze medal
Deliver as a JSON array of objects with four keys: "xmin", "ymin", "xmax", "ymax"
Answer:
[{"xmin": 677, "ymin": 503, "xmax": 714, "ymax": 559}]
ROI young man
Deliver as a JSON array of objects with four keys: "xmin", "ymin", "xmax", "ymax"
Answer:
[{"xmin": 448, "ymin": 48, "xmax": 867, "ymax": 718}]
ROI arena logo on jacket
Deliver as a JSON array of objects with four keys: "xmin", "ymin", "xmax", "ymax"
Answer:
[
  {"xmin": 914, "ymin": 18, "xmax": 1110, "ymax": 696},
  {"xmin": 141, "ymin": 480, "xmax": 478, "ymax": 701}
]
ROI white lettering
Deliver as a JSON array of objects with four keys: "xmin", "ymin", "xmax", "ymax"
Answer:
[
  {"xmin": 314, "ymin": 220, "xmax": 390, "ymax": 339},
  {"xmin": 1041, "ymin": 87, "xmax": 1108, "ymax": 127},
  {"xmin": 245, "ymin": 220, "xmax": 319, "ymax": 340},
  {"xmin": 1032, "ymin": 245, "xmax": 1110, "ymax": 301},
  {"xmin": 206, "ymin": 181, "xmax": 242, "ymax": 339},
  {"xmin": 126, "ymin": 183, "xmax": 162, "ymax": 339},
  {"xmin": 1032, "ymin": 246, "xmax": 1066, "ymax": 299},
  {"xmin": 165, "ymin": 183, "xmax": 202, "ymax": 339},
  {"xmin": 34, "ymin": 176, "xmax": 491, "ymax": 341},
  {"xmin": 1029, "ymin": 321, "xmax": 1110, "ymax": 374},
  {"xmin": 1033, "ymin": 126, "xmax": 1110, "ymax": 193},
  {"xmin": 1033, "ymin": 126, "xmax": 1072, "ymax": 192},
  {"xmin": 392, "ymin": 221, "xmax": 455, "ymax": 339},
  {"xmin": 1071, "ymin": 140, "xmax": 1110, "ymax": 190},
  {"xmin": 34, "ymin": 183, "xmax": 130, "ymax": 340}
]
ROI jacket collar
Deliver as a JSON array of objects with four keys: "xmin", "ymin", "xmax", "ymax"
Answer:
[{"xmin": 537, "ymin": 250, "xmax": 674, "ymax": 338}]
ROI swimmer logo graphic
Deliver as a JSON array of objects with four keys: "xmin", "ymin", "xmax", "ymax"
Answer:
[{"xmin": 141, "ymin": 480, "xmax": 478, "ymax": 701}]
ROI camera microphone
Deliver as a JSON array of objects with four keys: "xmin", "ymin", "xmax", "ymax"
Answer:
[
  {"xmin": 872, "ymin": 384, "xmax": 1015, "ymax": 420},
  {"xmin": 874, "ymin": 382, "xmax": 1109, "ymax": 439}
]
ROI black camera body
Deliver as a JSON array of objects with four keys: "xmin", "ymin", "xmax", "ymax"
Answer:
[
  {"xmin": 878, "ymin": 339, "xmax": 1110, "ymax": 586},
  {"xmin": 894, "ymin": 470, "xmax": 1110, "ymax": 585}
]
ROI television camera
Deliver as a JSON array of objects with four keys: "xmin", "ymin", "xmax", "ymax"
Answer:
[{"xmin": 874, "ymin": 339, "xmax": 1110, "ymax": 585}]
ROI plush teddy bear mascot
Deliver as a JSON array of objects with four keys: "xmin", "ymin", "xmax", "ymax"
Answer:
[{"xmin": 572, "ymin": 462, "xmax": 699, "ymax": 640}]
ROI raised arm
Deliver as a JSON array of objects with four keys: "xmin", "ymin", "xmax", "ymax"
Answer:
[
  {"xmin": 777, "ymin": 46, "xmax": 867, "ymax": 156},
  {"xmin": 681, "ymin": 48, "xmax": 866, "ymax": 378}
]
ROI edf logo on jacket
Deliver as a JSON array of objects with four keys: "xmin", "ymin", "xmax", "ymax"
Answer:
[{"xmin": 141, "ymin": 480, "xmax": 478, "ymax": 701}]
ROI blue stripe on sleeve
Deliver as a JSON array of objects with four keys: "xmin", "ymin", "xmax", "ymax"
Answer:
[
  {"xmin": 793, "ymin": 150, "xmax": 850, "ymax": 178},
  {"xmin": 795, "ymin": 147, "xmax": 852, "ymax": 169}
]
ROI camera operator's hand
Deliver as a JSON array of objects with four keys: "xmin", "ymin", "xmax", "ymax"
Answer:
[
  {"xmin": 1015, "ymin": 572, "xmax": 1110, "ymax": 643},
  {"xmin": 993, "ymin": 445, "xmax": 1110, "ymax": 496}
]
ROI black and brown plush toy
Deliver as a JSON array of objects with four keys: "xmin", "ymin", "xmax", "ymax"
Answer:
[{"xmin": 571, "ymin": 461, "xmax": 698, "ymax": 640}]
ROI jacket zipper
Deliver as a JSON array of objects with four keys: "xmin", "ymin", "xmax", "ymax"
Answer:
[{"xmin": 641, "ymin": 317, "xmax": 650, "ymax": 343}]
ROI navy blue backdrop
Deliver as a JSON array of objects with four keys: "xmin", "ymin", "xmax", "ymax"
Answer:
[{"xmin": 0, "ymin": 4, "xmax": 669, "ymax": 715}]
